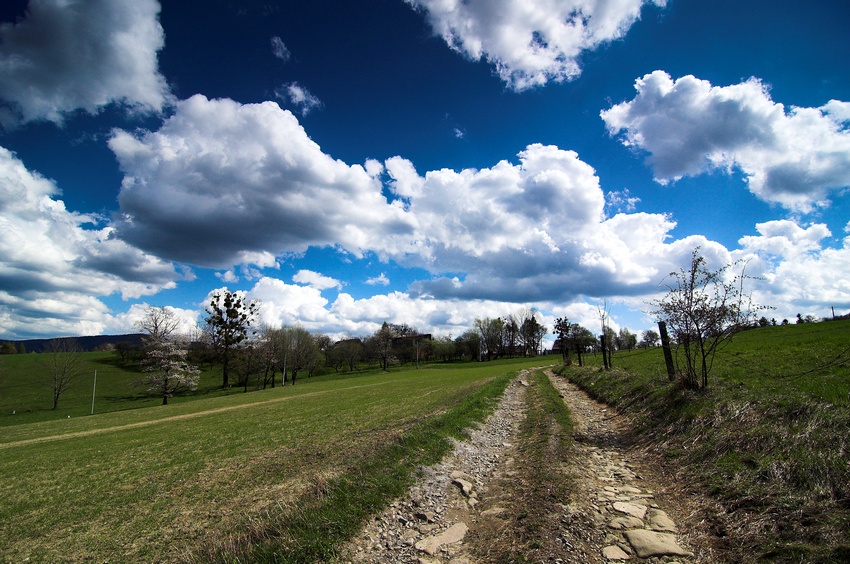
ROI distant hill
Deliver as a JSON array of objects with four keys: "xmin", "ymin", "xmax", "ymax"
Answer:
[{"xmin": 0, "ymin": 334, "xmax": 145, "ymax": 353}]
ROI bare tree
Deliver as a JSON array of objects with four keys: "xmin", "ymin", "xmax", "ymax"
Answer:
[
  {"xmin": 516, "ymin": 308, "xmax": 547, "ymax": 356},
  {"xmin": 366, "ymin": 322, "xmax": 396, "ymax": 371},
  {"xmin": 597, "ymin": 299, "xmax": 614, "ymax": 369},
  {"xmin": 254, "ymin": 326, "xmax": 280, "ymax": 388},
  {"xmin": 44, "ymin": 338, "xmax": 82, "ymax": 410},
  {"xmin": 475, "ymin": 317, "xmax": 504, "ymax": 361},
  {"xmin": 135, "ymin": 306, "xmax": 181, "ymax": 347},
  {"xmin": 503, "ymin": 316, "xmax": 519, "ymax": 357},
  {"xmin": 651, "ymin": 247, "xmax": 766, "ymax": 389}
]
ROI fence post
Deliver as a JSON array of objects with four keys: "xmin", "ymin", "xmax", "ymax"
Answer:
[
  {"xmin": 658, "ymin": 321, "xmax": 676, "ymax": 381},
  {"xmin": 600, "ymin": 334, "xmax": 610, "ymax": 370}
]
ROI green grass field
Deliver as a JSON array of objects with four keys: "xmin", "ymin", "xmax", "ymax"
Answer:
[
  {"xmin": 0, "ymin": 356, "xmax": 551, "ymax": 562},
  {"xmin": 0, "ymin": 351, "xmax": 247, "ymax": 427},
  {"xmin": 559, "ymin": 319, "xmax": 850, "ymax": 562}
]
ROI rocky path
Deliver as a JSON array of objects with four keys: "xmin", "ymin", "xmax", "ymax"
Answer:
[
  {"xmin": 338, "ymin": 370, "xmax": 705, "ymax": 563},
  {"xmin": 547, "ymin": 372, "xmax": 697, "ymax": 563}
]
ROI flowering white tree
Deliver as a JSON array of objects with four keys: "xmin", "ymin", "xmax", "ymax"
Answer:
[
  {"xmin": 136, "ymin": 306, "xmax": 200, "ymax": 405},
  {"xmin": 140, "ymin": 339, "xmax": 199, "ymax": 405}
]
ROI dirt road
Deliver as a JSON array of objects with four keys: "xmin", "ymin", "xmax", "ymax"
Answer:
[{"xmin": 339, "ymin": 369, "xmax": 719, "ymax": 563}]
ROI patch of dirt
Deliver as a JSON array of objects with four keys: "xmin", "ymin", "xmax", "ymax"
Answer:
[{"xmin": 337, "ymin": 369, "xmax": 735, "ymax": 563}]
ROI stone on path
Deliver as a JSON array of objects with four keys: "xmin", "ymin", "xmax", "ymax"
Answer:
[
  {"xmin": 415, "ymin": 522, "xmax": 469, "ymax": 556},
  {"xmin": 646, "ymin": 509, "xmax": 678, "ymax": 533},
  {"xmin": 480, "ymin": 507, "xmax": 508, "ymax": 518},
  {"xmin": 608, "ymin": 516, "xmax": 644, "ymax": 530},
  {"xmin": 452, "ymin": 477, "xmax": 474, "ymax": 497},
  {"xmin": 602, "ymin": 544, "xmax": 631, "ymax": 560},
  {"xmin": 612, "ymin": 501, "xmax": 648, "ymax": 520},
  {"xmin": 623, "ymin": 529, "xmax": 693, "ymax": 558}
]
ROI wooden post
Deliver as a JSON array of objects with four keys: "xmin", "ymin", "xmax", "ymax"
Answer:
[
  {"xmin": 600, "ymin": 334, "xmax": 609, "ymax": 370},
  {"xmin": 658, "ymin": 321, "xmax": 676, "ymax": 381}
]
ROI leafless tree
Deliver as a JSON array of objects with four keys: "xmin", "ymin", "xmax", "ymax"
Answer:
[
  {"xmin": 135, "ymin": 306, "xmax": 181, "ymax": 347},
  {"xmin": 515, "ymin": 307, "xmax": 547, "ymax": 356},
  {"xmin": 651, "ymin": 247, "xmax": 767, "ymax": 389},
  {"xmin": 44, "ymin": 338, "xmax": 82, "ymax": 410},
  {"xmin": 475, "ymin": 317, "xmax": 504, "ymax": 360}
]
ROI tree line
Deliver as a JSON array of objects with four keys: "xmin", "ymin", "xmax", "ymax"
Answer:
[{"xmin": 119, "ymin": 293, "xmax": 562, "ymax": 405}]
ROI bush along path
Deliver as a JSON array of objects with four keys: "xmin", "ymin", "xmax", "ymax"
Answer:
[{"xmin": 338, "ymin": 369, "xmax": 708, "ymax": 563}]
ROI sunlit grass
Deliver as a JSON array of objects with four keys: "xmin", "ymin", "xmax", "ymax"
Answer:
[{"xmin": 0, "ymin": 357, "xmax": 549, "ymax": 562}]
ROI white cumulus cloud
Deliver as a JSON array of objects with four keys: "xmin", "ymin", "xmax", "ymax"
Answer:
[
  {"xmin": 735, "ymin": 220, "xmax": 850, "ymax": 319},
  {"xmin": 601, "ymin": 71, "xmax": 850, "ymax": 212},
  {"xmin": 0, "ymin": 146, "xmax": 181, "ymax": 338},
  {"xmin": 385, "ymin": 143, "xmax": 684, "ymax": 302},
  {"xmin": 406, "ymin": 0, "xmax": 665, "ymax": 90},
  {"xmin": 0, "ymin": 0, "xmax": 170, "ymax": 126},
  {"xmin": 292, "ymin": 269, "xmax": 342, "ymax": 290},
  {"xmin": 109, "ymin": 94, "xmax": 415, "ymax": 268},
  {"xmin": 366, "ymin": 273, "xmax": 390, "ymax": 286}
]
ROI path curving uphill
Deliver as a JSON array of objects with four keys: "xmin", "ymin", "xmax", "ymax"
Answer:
[{"xmin": 339, "ymin": 368, "xmax": 715, "ymax": 563}]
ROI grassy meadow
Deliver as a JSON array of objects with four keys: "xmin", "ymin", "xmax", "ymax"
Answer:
[
  {"xmin": 0, "ymin": 351, "xmax": 243, "ymax": 427},
  {"xmin": 0, "ymin": 355, "xmax": 551, "ymax": 562},
  {"xmin": 558, "ymin": 318, "xmax": 850, "ymax": 562}
]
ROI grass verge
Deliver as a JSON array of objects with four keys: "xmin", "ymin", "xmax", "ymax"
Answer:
[{"xmin": 556, "ymin": 320, "xmax": 850, "ymax": 562}]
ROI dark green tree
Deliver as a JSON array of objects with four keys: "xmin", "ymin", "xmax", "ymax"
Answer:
[
  {"xmin": 639, "ymin": 329, "xmax": 660, "ymax": 348},
  {"xmin": 204, "ymin": 290, "xmax": 259, "ymax": 387},
  {"xmin": 553, "ymin": 317, "xmax": 573, "ymax": 364},
  {"xmin": 475, "ymin": 317, "xmax": 504, "ymax": 361}
]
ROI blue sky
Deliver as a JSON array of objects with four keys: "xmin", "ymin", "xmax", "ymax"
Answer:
[{"xmin": 1, "ymin": 0, "xmax": 849, "ymax": 343}]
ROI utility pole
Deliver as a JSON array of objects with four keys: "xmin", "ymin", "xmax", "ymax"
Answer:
[{"xmin": 90, "ymin": 370, "xmax": 97, "ymax": 415}]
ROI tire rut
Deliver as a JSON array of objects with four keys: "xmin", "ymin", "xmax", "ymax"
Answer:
[{"xmin": 338, "ymin": 369, "xmax": 710, "ymax": 563}]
